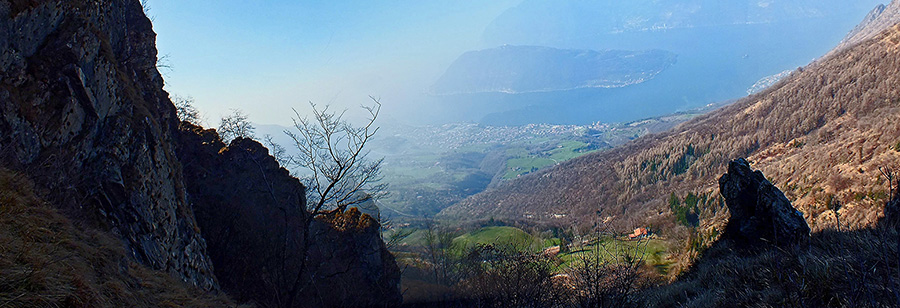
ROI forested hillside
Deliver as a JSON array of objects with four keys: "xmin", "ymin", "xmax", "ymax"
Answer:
[{"xmin": 442, "ymin": 22, "xmax": 900, "ymax": 235}]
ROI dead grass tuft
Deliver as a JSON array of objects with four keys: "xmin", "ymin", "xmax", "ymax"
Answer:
[
  {"xmin": 638, "ymin": 227, "xmax": 900, "ymax": 307},
  {"xmin": 0, "ymin": 168, "xmax": 237, "ymax": 308}
]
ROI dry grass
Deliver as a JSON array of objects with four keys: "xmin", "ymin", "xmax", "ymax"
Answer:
[
  {"xmin": 638, "ymin": 226, "xmax": 900, "ymax": 307},
  {"xmin": 0, "ymin": 168, "xmax": 236, "ymax": 308}
]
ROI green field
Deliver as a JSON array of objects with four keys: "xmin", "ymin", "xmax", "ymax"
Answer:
[
  {"xmin": 452, "ymin": 226, "xmax": 538, "ymax": 249},
  {"xmin": 395, "ymin": 226, "xmax": 546, "ymax": 250},
  {"xmin": 391, "ymin": 225, "xmax": 673, "ymax": 275},
  {"xmin": 558, "ymin": 238, "xmax": 672, "ymax": 273},
  {"xmin": 502, "ymin": 140, "xmax": 598, "ymax": 179}
]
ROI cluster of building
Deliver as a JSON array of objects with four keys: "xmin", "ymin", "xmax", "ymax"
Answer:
[{"xmin": 397, "ymin": 122, "xmax": 614, "ymax": 150}]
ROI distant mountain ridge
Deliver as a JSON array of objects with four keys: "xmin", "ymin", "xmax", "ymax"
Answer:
[
  {"xmin": 431, "ymin": 46, "xmax": 676, "ymax": 95},
  {"xmin": 483, "ymin": 0, "xmax": 885, "ymax": 47},
  {"xmin": 835, "ymin": 0, "xmax": 900, "ymax": 51},
  {"xmin": 440, "ymin": 9, "xmax": 900, "ymax": 235},
  {"xmin": 428, "ymin": 1, "xmax": 882, "ymax": 126}
]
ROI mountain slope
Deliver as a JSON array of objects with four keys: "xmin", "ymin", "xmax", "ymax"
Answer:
[
  {"xmin": 441, "ymin": 22, "xmax": 900, "ymax": 234},
  {"xmin": 0, "ymin": 168, "xmax": 234, "ymax": 307},
  {"xmin": 836, "ymin": 0, "xmax": 900, "ymax": 51}
]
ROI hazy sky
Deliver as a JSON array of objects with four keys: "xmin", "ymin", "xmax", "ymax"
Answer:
[{"xmin": 149, "ymin": 0, "xmax": 520, "ymax": 126}]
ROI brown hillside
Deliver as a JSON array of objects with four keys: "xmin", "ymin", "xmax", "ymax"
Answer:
[
  {"xmin": 835, "ymin": 0, "xmax": 900, "ymax": 53},
  {"xmin": 441, "ymin": 23, "xmax": 900, "ymax": 234}
]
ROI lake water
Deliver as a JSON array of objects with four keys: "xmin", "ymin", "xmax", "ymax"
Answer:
[{"xmin": 420, "ymin": 17, "xmax": 864, "ymax": 125}]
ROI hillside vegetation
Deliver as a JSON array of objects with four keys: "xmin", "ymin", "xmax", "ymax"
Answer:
[
  {"xmin": 0, "ymin": 168, "xmax": 234, "ymax": 307},
  {"xmin": 443, "ymin": 23, "xmax": 900, "ymax": 236},
  {"xmin": 638, "ymin": 226, "xmax": 900, "ymax": 307}
]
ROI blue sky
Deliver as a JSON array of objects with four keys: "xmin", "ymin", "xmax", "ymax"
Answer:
[{"xmin": 149, "ymin": 0, "xmax": 520, "ymax": 126}]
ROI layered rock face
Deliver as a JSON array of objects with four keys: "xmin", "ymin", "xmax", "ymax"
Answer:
[
  {"xmin": 718, "ymin": 159, "xmax": 810, "ymax": 245},
  {"xmin": 176, "ymin": 123, "xmax": 401, "ymax": 307},
  {"xmin": 0, "ymin": 1, "xmax": 216, "ymax": 288}
]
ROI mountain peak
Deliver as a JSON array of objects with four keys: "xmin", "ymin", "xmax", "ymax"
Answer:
[{"xmin": 835, "ymin": 1, "xmax": 900, "ymax": 52}]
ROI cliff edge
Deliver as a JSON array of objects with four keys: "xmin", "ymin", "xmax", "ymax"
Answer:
[{"xmin": 0, "ymin": 0, "xmax": 216, "ymax": 289}]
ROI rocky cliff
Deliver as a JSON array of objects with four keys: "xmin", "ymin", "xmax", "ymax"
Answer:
[
  {"xmin": 0, "ymin": 0, "xmax": 216, "ymax": 289},
  {"xmin": 0, "ymin": 1, "xmax": 401, "ymax": 306},
  {"xmin": 176, "ymin": 123, "xmax": 401, "ymax": 307},
  {"xmin": 175, "ymin": 125, "xmax": 306, "ymax": 304}
]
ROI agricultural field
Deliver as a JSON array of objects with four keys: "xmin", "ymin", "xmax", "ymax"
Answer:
[
  {"xmin": 371, "ymin": 112, "xmax": 704, "ymax": 220},
  {"xmin": 389, "ymin": 224, "xmax": 676, "ymax": 303},
  {"xmin": 390, "ymin": 225, "xmax": 673, "ymax": 273}
]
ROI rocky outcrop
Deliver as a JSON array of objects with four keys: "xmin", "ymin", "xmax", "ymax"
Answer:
[
  {"xmin": 307, "ymin": 209, "xmax": 403, "ymax": 308},
  {"xmin": 176, "ymin": 124, "xmax": 307, "ymax": 305},
  {"xmin": 0, "ymin": 0, "xmax": 216, "ymax": 289},
  {"xmin": 176, "ymin": 123, "xmax": 401, "ymax": 307},
  {"xmin": 718, "ymin": 159, "xmax": 810, "ymax": 246}
]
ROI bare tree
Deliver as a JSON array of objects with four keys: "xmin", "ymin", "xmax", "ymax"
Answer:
[
  {"xmin": 263, "ymin": 134, "xmax": 292, "ymax": 168},
  {"xmin": 423, "ymin": 223, "xmax": 456, "ymax": 285},
  {"xmin": 282, "ymin": 97, "xmax": 387, "ymax": 308},
  {"xmin": 881, "ymin": 167, "xmax": 896, "ymax": 201},
  {"xmin": 827, "ymin": 196, "xmax": 843, "ymax": 231},
  {"xmin": 383, "ymin": 221, "xmax": 414, "ymax": 250},
  {"xmin": 568, "ymin": 208, "xmax": 650, "ymax": 308},
  {"xmin": 285, "ymin": 97, "xmax": 386, "ymax": 215},
  {"xmin": 219, "ymin": 109, "xmax": 255, "ymax": 144},
  {"xmin": 171, "ymin": 94, "xmax": 201, "ymax": 124}
]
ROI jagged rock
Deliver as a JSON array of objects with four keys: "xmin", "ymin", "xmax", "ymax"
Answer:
[
  {"xmin": 718, "ymin": 158, "xmax": 810, "ymax": 245},
  {"xmin": 308, "ymin": 212, "xmax": 403, "ymax": 307},
  {"xmin": 177, "ymin": 123, "xmax": 401, "ymax": 307},
  {"xmin": 0, "ymin": 0, "xmax": 216, "ymax": 289}
]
